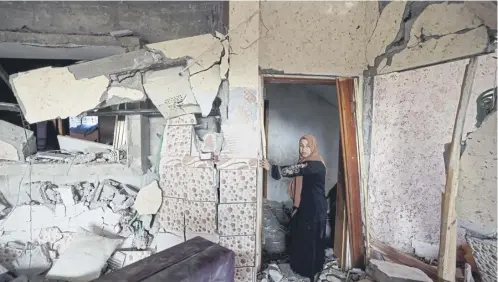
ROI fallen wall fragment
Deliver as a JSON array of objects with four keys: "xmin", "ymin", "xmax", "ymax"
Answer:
[{"xmin": 0, "ymin": 120, "xmax": 36, "ymax": 161}]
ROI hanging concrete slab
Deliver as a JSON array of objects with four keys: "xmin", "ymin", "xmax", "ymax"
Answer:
[{"xmin": 0, "ymin": 120, "xmax": 36, "ymax": 161}]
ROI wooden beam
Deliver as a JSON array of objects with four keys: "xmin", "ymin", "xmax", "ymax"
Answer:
[
  {"xmin": 263, "ymin": 100, "xmax": 269, "ymax": 199},
  {"xmin": 336, "ymin": 78, "xmax": 364, "ymax": 268},
  {"xmin": 437, "ymin": 57, "xmax": 478, "ymax": 282},
  {"xmin": 334, "ymin": 145, "xmax": 347, "ymax": 266}
]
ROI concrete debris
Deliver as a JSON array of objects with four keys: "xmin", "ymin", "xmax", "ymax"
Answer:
[
  {"xmin": 368, "ymin": 259, "xmax": 432, "ymax": 282},
  {"xmin": 57, "ymin": 135, "xmax": 113, "ymax": 154},
  {"xmin": 411, "ymin": 240, "xmax": 439, "ymax": 260},
  {"xmin": 108, "ymin": 250, "xmax": 152, "ymax": 271},
  {"xmin": 12, "ymin": 243, "xmax": 52, "ymax": 277},
  {"xmin": 38, "ymin": 182, "xmax": 62, "ymax": 204},
  {"xmin": 28, "ymin": 150, "xmax": 123, "ymax": 165},
  {"xmin": 143, "ymin": 67, "xmax": 202, "ymax": 119},
  {"xmin": 0, "ymin": 120, "xmax": 36, "ymax": 162},
  {"xmin": 190, "ymin": 65, "xmax": 222, "ymax": 117},
  {"xmin": 132, "ymin": 228, "xmax": 152, "ymax": 250},
  {"xmin": 46, "ymin": 230, "xmax": 123, "ymax": 282},
  {"xmin": 134, "ymin": 180, "xmax": 162, "ymax": 215},
  {"xmin": 258, "ymin": 249, "xmax": 352, "ymax": 282}
]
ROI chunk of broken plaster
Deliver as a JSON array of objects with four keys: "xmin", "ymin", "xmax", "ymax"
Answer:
[
  {"xmin": 10, "ymin": 67, "xmax": 110, "ymax": 124},
  {"xmin": 369, "ymin": 259, "xmax": 432, "ymax": 282},
  {"xmin": 57, "ymin": 186, "xmax": 76, "ymax": 207},
  {"xmin": 0, "ymin": 120, "xmax": 36, "ymax": 161},
  {"xmin": 133, "ymin": 180, "xmax": 162, "ymax": 215},
  {"xmin": 153, "ymin": 232, "xmax": 184, "ymax": 252},
  {"xmin": 12, "ymin": 244, "xmax": 52, "ymax": 277},
  {"xmin": 190, "ymin": 65, "xmax": 222, "ymax": 117},
  {"xmin": 143, "ymin": 67, "xmax": 201, "ymax": 119},
  {"xmin": 57, "ymin": 135, "xmax": 113, "ymax": 153},
  {"xmin": 46, "ymin": 231, "xmax": 123, "ymax": 282}
]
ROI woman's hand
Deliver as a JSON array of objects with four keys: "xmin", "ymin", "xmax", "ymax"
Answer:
[{"xmin": 259, "ymin": 159, "xmax": 270, "ymax": 170}]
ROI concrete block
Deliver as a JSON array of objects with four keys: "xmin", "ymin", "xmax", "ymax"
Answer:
[
  {"xmin": 159, "ymin": 166, "xmax": 186, "ymax": 198},
  {"xmin": 218, "ymin": 203, "xmax": 256, "ymax": 236},
  {"xmin": 368, "ymin": 259, "xmax": 432, "ymax": 282},
  {"xmin": 0, "ymin": 120, "xmax": 36, "ymax": 161}
]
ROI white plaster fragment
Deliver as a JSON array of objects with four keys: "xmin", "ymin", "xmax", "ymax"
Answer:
[
  {"xmin": 10, "ymin": 67, "xmax": 109, "ymax": 124},
  {"xmin": 190, "ymin": 65, "xmax": 222, "ymax": 117},
  {"xmin": 134, "ymin": 180, "xmax": 162, "ymax": 215},
  {"xmin": 12, "ymin": 244, "xmax": 52, "ymax": 277},
  {"xmin": 57, "ymin": 135, "xmax": 113, "ymax": 153},
  {"xmin": 369, "ymin": 260, "xmax": 432, "ymax": 282},
  {"xmin": 147, "ymin": 34, "xmax": 224, "ymax": 75},
  {"xmin": 411, "ymin": 240, "xmax": 439, "ymax": 260},
  {"xmin": 153, "ymin": 232, "xmax": 184, "ymax": 252},
  {"xmin": 46, "ymin": 231, "xmax": 123, "ymax": 282},
  {"xmin": 0, "ymin": 120, "xmax": 36, "ymax": 161},
  {"xmin": 57, "ymin": 186, "xmax": 75, "ymax": 207},
  {"xmin": 143, "ymin": 67, "xmax": 201, "ymax": 119},
  {"xmin": 366, "ymin": 1, "xmax": 407, "ymax": 66}
]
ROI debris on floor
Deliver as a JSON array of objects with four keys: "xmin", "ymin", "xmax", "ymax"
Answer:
[{"xmin": 367, "ymin": 259, "xmax": 432, "ymax": 282}]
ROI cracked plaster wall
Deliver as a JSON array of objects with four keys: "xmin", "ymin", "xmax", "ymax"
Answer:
[
  {"xmin": 259, "ymin": 1, "xmax": 495, "ymax": 76},
  {"xmin": 266, "ymin": 83, "xmax": 340, "ymax": 202},
  {"xmin": 367, "ymin": 53, "xmax": 497, "ymax": 255},
  {"xmin": 457, "ymin": 111, "xmax": 497, "ymax": 236}
]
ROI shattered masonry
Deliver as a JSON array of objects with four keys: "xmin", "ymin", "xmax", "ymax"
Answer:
[{"xmin": 9, "ymin": 33, "xmax": 227, "ymax": 124}]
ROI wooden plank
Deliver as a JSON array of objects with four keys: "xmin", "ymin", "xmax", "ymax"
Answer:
[
  {"xmin": 437, "ymin": 57, "xmax": 478, "ymax": 282},
  {"xmin": 336, "ymin": 78, "xmax": 364, "ymax": 268},
  {"xmin": 334, "ymin": 145, "xmax": 347, "ymax": 266},
  {"xmin": 263, "ymin": 76, "xmax": 336, "ymax": 85},
  {"xmin": 372, "ymin": 240, "xmax": 439, "ymax": 280},
  {"xmin": 263, "ymin": 100, "xmax": 269, "ymax": 199}
]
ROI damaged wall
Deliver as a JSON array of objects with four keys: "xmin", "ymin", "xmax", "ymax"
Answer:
[
  {"xmin": 259, "ymin": 1, "xmax": 495, "ymax": 76},
  {"xmin": 457, "ymin": 111, "xmax": 497, "ymax": 236},
  {"xmin": 266, "ymin": 83, "xmax": 340, "ymax": 202},
  {"xmin": 367, "ymin": 53, "xmax": 497, "ymax": 256}
]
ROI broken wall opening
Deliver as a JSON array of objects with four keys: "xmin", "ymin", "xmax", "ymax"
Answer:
[{"xmin": 261, "ymin": 80, "xmax": 341, "ymax": 267}]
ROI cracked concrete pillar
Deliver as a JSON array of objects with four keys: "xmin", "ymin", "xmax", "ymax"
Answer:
[{"xmin": 127, "ymin": 115, "xmax": 150, "ymax": 174}]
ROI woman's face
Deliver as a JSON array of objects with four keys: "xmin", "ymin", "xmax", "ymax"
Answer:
[{"xmin": 299, "ymin": 138, "xmax": 312, "ymax": 158}]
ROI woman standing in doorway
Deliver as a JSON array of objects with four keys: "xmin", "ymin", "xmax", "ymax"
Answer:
[{"xmin": 260, "ymin": 135, "xmax": 327, "ymax": 281}]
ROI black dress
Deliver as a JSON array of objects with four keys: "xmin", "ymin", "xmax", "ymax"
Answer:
[{"xmin": 271, "ymin": 161, "xmax": 327, "ymax": 280}]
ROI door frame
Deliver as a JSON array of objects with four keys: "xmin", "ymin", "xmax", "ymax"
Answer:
[{"xmin": 258, "ymin": 75, "xmax": 365, "ymax": 269}]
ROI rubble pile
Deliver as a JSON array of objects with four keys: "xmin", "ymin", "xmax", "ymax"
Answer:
[
  {"xmin": 258, "ymin": 250, "xmax": 369, "ymax": 282},
  {"xmin": 26, "ymin": 149, "xmax": 126, "ymax": 165},
  {"xmin": 0, "ymin": 178, "xmax": 167, "ymax": 281}
]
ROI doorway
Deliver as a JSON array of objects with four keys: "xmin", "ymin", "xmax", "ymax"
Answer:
[{"xmin": 259, "ymin": 76, "xmax": 364, "ymax": 272}]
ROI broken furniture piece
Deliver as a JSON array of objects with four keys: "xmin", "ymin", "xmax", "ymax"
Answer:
[{"xmin": 94, "ymin": 237, "xmax": 235, "ymax": 282}]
